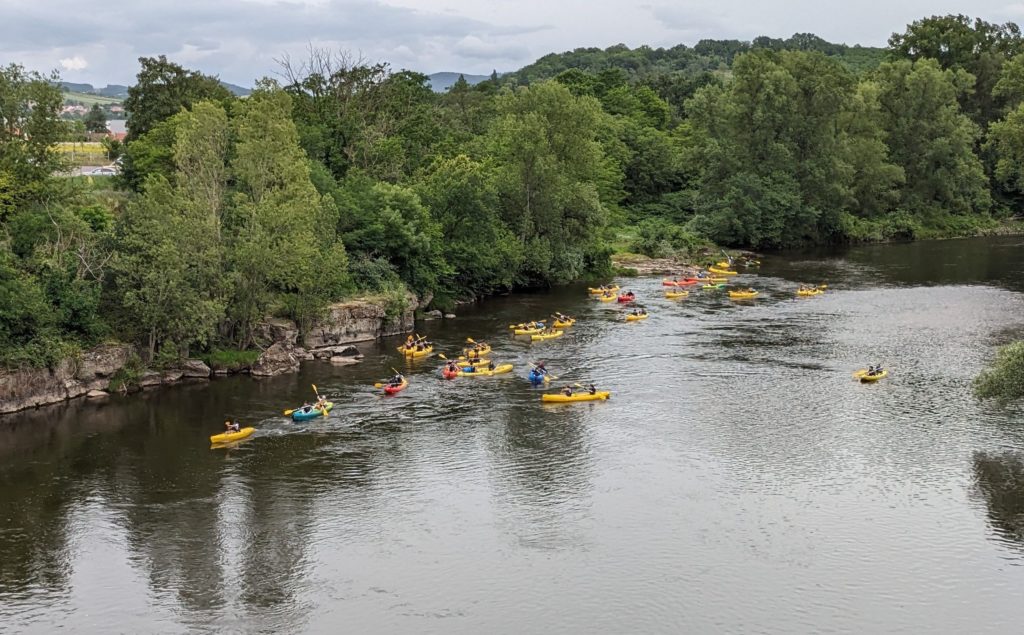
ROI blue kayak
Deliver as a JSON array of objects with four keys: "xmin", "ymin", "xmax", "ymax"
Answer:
[
  {"xmin": 291, "ymin": 402, "xmax": 334, "ymax": 421},
  {"xmin": 528, "ymin": 370, "xmax": 546, "ymax": 386}
]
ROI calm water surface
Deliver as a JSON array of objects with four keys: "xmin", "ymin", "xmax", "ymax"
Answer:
[{"xmin": 3, "ymin": 237, "xmax": 1024, "ymax": 633}]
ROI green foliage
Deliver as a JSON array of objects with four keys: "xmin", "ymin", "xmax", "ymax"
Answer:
[
  {"xmin": 631, "ymin": 218, "xmax": 706, "ymax": 258},
  {"xmin": 975, "ymin": 341, "xmax": 1024, "ymax": 405},
  {"xmin": 84, "ymin": 104, "xmax": 107, "ymax": 133},
  {"xmin": 123, "ymin": 55, "xmax": 232, "ymax": 141},
  {"xmin": 198, "ymin": 348, "xmax": 260, "ymax": 372}
]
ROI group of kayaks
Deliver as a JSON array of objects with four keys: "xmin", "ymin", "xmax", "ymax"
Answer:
[{"xmin": 209, "ymin": 256, "xmax": 872, "ymax": 446}]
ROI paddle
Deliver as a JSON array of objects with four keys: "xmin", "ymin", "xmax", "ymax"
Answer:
[{"xmin": 283, "ymin": 384, "xmax": 322, "ymax": 415}]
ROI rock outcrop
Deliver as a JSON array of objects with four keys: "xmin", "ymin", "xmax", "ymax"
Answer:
[
  {"xmin": 0, "ymin": 343, "xmax": 135, "ymax": 414},
  {"xmin": 301, "ymin": 298, "xmax": 414, "ymax": 349},
  {"xmin": 179, "ymin": 359, "xmax": 212, "ymax": 378},
  {"xmin": 250, "ymin": 342, "xmax": 302, "ymax": 377}
]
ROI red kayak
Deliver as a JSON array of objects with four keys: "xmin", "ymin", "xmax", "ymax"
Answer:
[
  {"xmin": 618, "ymin": 294, "xmax": 636, "ymax": 303},
  {"xmin": 677, "ymin": 278, "xmax": 699, "ymax": 285},
  {"xmin": 442, "ymin": 368, "xmax": 459, "ymax": 380},
  {"xmin": 384, "ymin": 378, "xmax": 409, "ymax": 394}
]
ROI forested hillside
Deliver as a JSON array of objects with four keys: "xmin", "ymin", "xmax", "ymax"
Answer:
[{"xmin": 3, "ymin": 15, "xmax": 1024, "ymax": 370}]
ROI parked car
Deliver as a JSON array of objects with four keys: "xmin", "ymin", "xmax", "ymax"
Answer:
[{"xmin": 86, "ymin": 167, "xmax": 118, "ymax": 175}]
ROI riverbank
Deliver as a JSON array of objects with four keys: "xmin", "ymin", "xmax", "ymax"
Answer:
[{"xmin": 0, "ymin": 295, "xmax": 418, "ymax": 415}]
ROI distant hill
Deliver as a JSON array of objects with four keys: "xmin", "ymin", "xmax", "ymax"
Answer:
[
  {"xmin": 427, "ymin": 72, "xmax": 491, "ymax": 93},
  {"xmin": 58, "ymin": 80, "xmax": 251, "ymax": 100},
  {"xmin": 505, "ymin": 34, "xmax": 886, "ymax": 85},
  {"xmin": 220, "ymin": 81, "xmax": 251, "ymax": 96}
]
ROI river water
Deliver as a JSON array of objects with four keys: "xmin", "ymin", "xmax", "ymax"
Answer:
[{"xmin": 3, "ymin": 237, "xmax": 1024, "ymax": 633}]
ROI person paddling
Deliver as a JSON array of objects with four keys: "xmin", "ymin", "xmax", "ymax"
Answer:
[{"xmin": 562, "ymin": 385, "xmax": 573, "ymax": 397}]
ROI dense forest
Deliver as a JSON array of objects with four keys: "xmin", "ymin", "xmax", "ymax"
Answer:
[{"xmin": 3, "ymin": 14, "xmax": 1024, "ymax": 369}]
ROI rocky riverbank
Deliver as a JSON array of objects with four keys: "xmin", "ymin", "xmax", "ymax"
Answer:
[{"xmin": 0, "ymin": 296, "xmax": 416, "ymax": 415}]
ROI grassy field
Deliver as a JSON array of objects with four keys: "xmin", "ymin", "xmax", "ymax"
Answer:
[
  {"xmin": 62, "ymin": 90, "xmax": 122, "ymax": 106},
  {"xmin": 54, "ymin": 142, "xmax": 109, "ymax": 165}
]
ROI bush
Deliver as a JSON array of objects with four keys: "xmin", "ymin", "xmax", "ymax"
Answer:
[
  {"xmin": 199, "ymin": 348, "xmax": 260, "ymax": 372},
  {"xmin": 975, "ymin": 341, "xmax": 1024, "ymax": 405},
  {"xmin": 630, "ymin": 218, "xmax": 707, "ymax": 258}
]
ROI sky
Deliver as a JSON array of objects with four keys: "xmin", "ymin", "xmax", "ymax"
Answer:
[{"xmin": 4, "ymin": 0, "xmax": 1024, "ymax": 87}]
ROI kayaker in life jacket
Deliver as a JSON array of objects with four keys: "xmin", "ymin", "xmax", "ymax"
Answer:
[
  {"xmin": 301, "ymin": 402, "xmax": 312, "ymax": 413},
  {"xmin": 562, "ymin": 385, "xmax": 573, "ymax": 396},
  {"xmin": 388, "ymin": 374, "xmax": 403, "ymax": 386},
  {"xmin": 487, "ymin": 361, "xmax": 496, "ymax": 371},
  {"xmin": 588, "ymin": 384, "xmax": 597, "ymax": 395},
  {"xmin": 224, "ymin": 420, "xmax": 240, "ymax": 432},
  {"xmin": 446, "ymin": 361, "xmax": 459, "ymax": 372},
  {"xmin": 467, "ymin": 349, "xmax": 479, "ymax": 361}
]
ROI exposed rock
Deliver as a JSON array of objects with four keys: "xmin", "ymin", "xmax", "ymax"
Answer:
[
  {"xmin": 255, "ymin": 317, "xmax": 299, "ymax": 347},
  {"xmin": 179, "ymin": 359, "xmax": 212, "ymax": 378},
  {"xmin": 213, "ymin": 368, "xmax": 229, "ymax": 376},
  {"xmin": 86, "ymin": 389, "xmax": 109, "ymax": 399},
  {"xmin": 444, "ymin": 313, "xmax": 456, "ymax": 319},
  {"xmin": 251, "ymin": 342, "xmax": 301, "ymax": 377},
  {"xmin": 76, "ymin": 344, "xmax": 134, "ymax": 382},
  {"xmin": 302, "ymin": 297, "xmax": 415, "ymax": 349},
  {"xmin": 425, "ymin": 309, "xmax": 443, "ymax": 320},
  {"xmin": 330, "ymin": 356, "xmax": 361, "ymax": 365},
  {"xmin": 139, "ymin": 371, "xmax": 162, "ymax": 388},
  {"xmin": 161, "ymin": 369, "xmax": 184, "ymax": 384},
  {"xmin": 417, "ymin": 290, "xmax": 434, "ymax": 309},
  {"xmin": 0, "ymin": 367, "xmax": 68, "ymax": 414},
  {"xmin": 0, "ymin": 345, "xmax": 137, "ymax": 414}
]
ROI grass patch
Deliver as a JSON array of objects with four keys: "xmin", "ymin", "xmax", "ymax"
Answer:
[{"xmin": 199, "ymin": 349, "xmax": 260, "ymax": 372}]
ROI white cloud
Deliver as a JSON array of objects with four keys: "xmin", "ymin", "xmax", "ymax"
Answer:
[{"xmin": 59, "ymin": 55, "xmax": 88, "ymax": 71}]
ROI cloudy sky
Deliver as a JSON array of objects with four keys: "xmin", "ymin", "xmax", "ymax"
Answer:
[{"xmin": 4, "ymin": 0, "xmax": 1024, "ymax": 86}]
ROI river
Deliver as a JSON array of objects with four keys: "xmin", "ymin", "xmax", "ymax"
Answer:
[{"xmin": 3, "ymin": 236, "xmax": 1024, "ymax": 633}]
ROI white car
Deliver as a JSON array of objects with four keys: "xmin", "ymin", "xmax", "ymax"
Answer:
[{"xmin": 86, "ymin": 167, "xmax": 118, "ymax": 175}]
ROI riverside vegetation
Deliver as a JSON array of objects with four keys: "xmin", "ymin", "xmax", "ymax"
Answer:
[{"xmin": 2, "ymin": 14, "xmax": 1024, "ymax": 380}]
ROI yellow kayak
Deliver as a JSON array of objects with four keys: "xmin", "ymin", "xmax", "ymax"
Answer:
[
  {"xmin": 665, "ymin": 291, "xmax": 689, "ymax": 299},
  {"xmin": 728, "ymin": 290, "xmax": 758, "ymax": 299},
  {"xmin": 706, "ymin": 277, "xmax": 728, "ymax": 283},
  {"xmin": 457, "ymin": 363, "xmax": 513, "ymax": 377},
  {"xmin": 462, "ymin": 344, "xmax": 492, "ymax": 357},
  {"xmin": 797, "ymin": 289, "xmax": 823, "ymax": 297},
  {"xmin": 542, "ymin": 391, "xmax": 611, "ymax": 403},
  {"xmin": 210, "ymin": 427, "xmax": 255, "ymax": 444},
  {"xmin": 708, "ymin": 267, "xmax": 738, "ymax": 276},
  {"xmin": 589, "ymin": 285, "xmax": 620, "ymax": 295},
  {"xmin": 596, "ymin": 294, "xmax": 616, "ymax": 302},
  {"xmin": 553, "ymin": 318, "xmax": 576, "ymax": 328},
  {"xmin": 531, "ymin": 330, "xmax": 564, "ymax": 341},
  {"xmin": 625, "ymin": 313, "xmax": 649, "ymax": 321},
  {"xmin": 398, "ymin": 344, "xmax": 433, "ymax": 357},
  {"xmin": 715, "ymin": 261, "xmax": 733, "ymax": 268},
  {"xmin": 509, "ymin": 323, "xmax": 545, "ymax": 330},
  {"xmin": 855, "ymin": 369, "xmax": 888, "ymax": 382},
  {"xmin": 514, "ymin": 327, "xmax": 545, "ymax": 335}
]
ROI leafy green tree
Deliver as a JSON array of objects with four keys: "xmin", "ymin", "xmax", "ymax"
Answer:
[
  {"xmin": 415, "ymin": 155, "xmax": 522, "ymax": 300},
  {"xmin": 226, "ymin": 88, "xmax": 350, "ymax": 344},
  {"xmin": 84, "ymin": 104, "xmax": 107, "ymax": 133},
  {"xmin": 888, "ymin": 14, "xmax": 1023, "ymax": 127},
  {"xmin": 123, "ymin": 55, "xmax": 232, "ymax": 141},
  {"xmin": 486, "ymin": 81, "xmax": 613, "ymax": 283},
  {"xmin": 986, "ymin": 104, "xmax": 1024, "ymax": 193},
  {"xmin": 974, "ymin": 341, "xmax": 1024, "ymax": 405},
  {"xmin": 332, "ymin": 172, "xmax": 447, "ymax": 295},
  {"xmin": 111, "ymin": 176, "xmax": 224, "ymax": 360},
  {"xmin": 0, "ymin": 64, "xmax": 66, "ymax": 218},
  {"xmin": 874, "ymin": 58, "xmax": 991, "ymax": 218}
]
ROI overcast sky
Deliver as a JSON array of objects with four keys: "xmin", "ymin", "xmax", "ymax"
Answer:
[{"xmin": 4, "ymin": 0, "xmax": 1024, "ymax": 86}]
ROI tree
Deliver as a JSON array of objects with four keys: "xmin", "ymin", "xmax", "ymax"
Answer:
[
  {"xmin": 486, "ymin": 81, "xmax": 613, "ymax": 284},
  {"xmin": 874, "ymin": 59, "xmax": 991, "ymax": 219},
  {"xmin": 225, "ymin": 88, "xmax": 350, "ymax": 344},
  {"xmin": 84, "ymin": 104, "xmax": 107, "ymax": 133},
  {"xmin": 0, "ymin": 64, "xmax": 66, "ymax": 218},
  {"xmin": 888, "ymin": 14, "xmax": 1023, "ymax": 127},
  {"xmin": 974, "ymin": 341, "xmax": 1024, "ymax": 405},
  {"xmin": 987, "ymin": 104, "xmax": 1024, "ymax": 194},
  {"xmin": 123, "ymin": 55, "xmax": 232, "ymax": 141},
  {"xmin": 415, "ymin": 155, "xmax": 522, "ymax": 300}
]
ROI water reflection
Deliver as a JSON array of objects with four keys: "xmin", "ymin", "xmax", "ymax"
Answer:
[{"xmin": 973, "ymin": 451, "xmax": 1024, "ymax": 551}]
